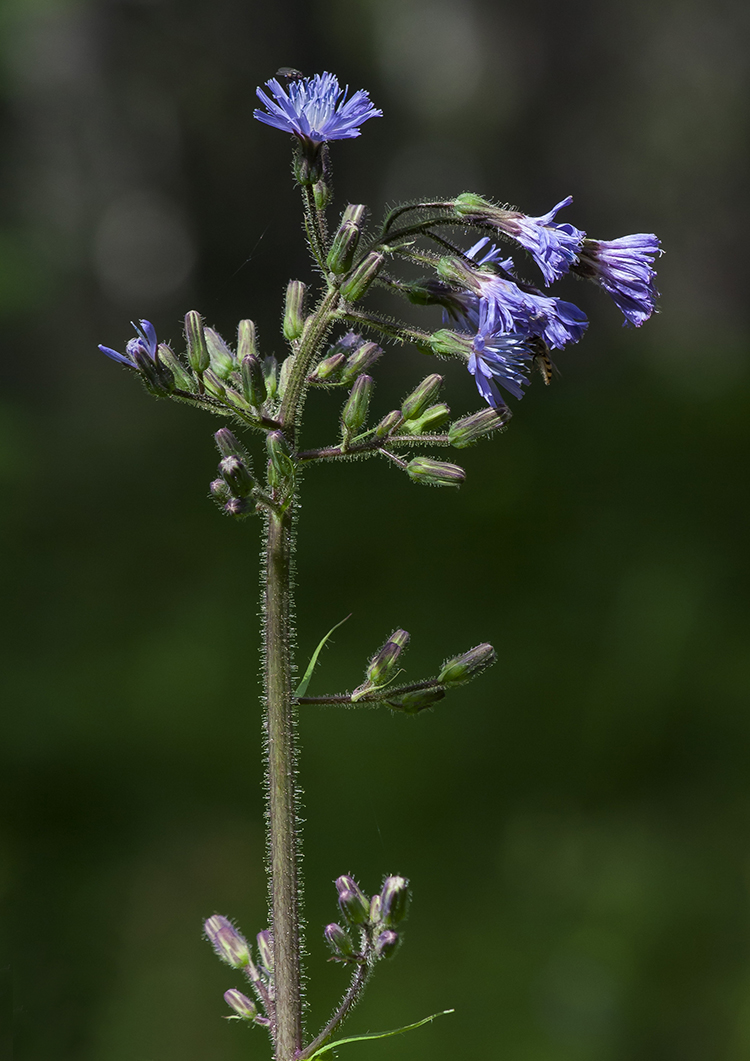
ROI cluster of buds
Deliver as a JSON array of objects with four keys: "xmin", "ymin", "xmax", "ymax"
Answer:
[
  {"xmin": 324, "ymin": 874, "xmax": 410, "ymax": 965},
  {"xmin": 308, "ymin": 332, "xmax": 382, "ymax": 387},
  {"xmin": 209, "ymin": 428, "xmax": 261, "ymax": 518},
  {"xmin": 204, "ymin": 916, "xmax": 274, "ymax": 1030}
]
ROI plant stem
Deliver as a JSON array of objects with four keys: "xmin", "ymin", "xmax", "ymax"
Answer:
[{"xmin": 264, "ymin": 508, "xmax": 302, "ymax": 1060}]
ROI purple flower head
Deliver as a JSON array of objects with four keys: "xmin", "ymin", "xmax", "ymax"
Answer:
[
  {"xmin": 254, "ymin": 73, "xmax": 382, "ymax": 145},
  {"xmin": 576, "ymin": 234, "xmax": 661, "ymax": 326},
  {"xmin": 99, "ymin": 319, "xmax": 158, "ymax": 367},
  {"xmin": 467, "ymin": 299, "xmax": 534, "ymax": 409},
  {"xmin": 501, "ymin": 196, "xmax": 585, "ymax": 285}
]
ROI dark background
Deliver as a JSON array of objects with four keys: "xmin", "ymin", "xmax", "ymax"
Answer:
[{"xmin": 2, "ymin": 1, "xmax": 750, "ymax": 1059}]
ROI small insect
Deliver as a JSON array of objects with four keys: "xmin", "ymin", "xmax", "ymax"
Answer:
[
  {"xmin": 275, "ymin": 67, "xmax": 305, "ymax": 81},
  {"xmin": 530, "ymin": 339, "xmax": 558, "ymax": 385}
]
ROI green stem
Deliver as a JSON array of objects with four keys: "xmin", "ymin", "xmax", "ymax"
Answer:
[
  {"xmin": 264, "ymin": 509, "xmax": 302, "ymax": 1060},
  {"xmin": 279, "ymin": 285, "xmax": 341, "ymax": 438}
]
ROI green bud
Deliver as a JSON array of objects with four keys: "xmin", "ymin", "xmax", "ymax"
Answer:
[
  {"xmin": 448, "ymin": 407, "xmax": 509, "ymax": 448},
  {"xmin": 313, "ymin": 179, "xmax": 331, "ymax": 210},
  {"xmin": 326, "ymin": 220, "xmax": 361, "ymax": 275},
  {"xmin": 342, "ymin": 203, "xmax": 366, "ymax": 226},
  {"xmin": 369, "ymin": 894, "xmax": 382, "ymax": 922},
  {"xmin": 256, "ymin": 930, "xmax": 274, "ymax": 974},
  {"xmin": 157, "ymin": 344, "xmax": 193, "ymax": 390},
  {"xmin": 340, "ymin": 341, "xmax": 382, "ymax": 385},
  {"xmin": 341, "ymin": 375, "xmax": 372, "ymax": 437},
  {"xmin": 452, "ymin": 191, "xmax": 494, "ymax": 217},
  {"xmin": 263, "ymin": 356, "xmax": 279, "ymax": 400},
  {"xmin": 309, "ymin": 352, "xmax": 346, "ymax": 384},
  {"xmin": 379, "ymin": 876, "xmax": 410, "ymax": 927},
  {"xmin": 237, "ymin": 319, "xmax": 259, "ymax": 361},
  {"xmin": 324, "ymin": 923, "xmax": 358, "ymax": 961},
  {"xmin": 352, "ymin": 629, "xmax": 410, "ymax": 701},
  {"xmin": 436, "ymin": 255, "xmax": 480, "ymax": 293},
  {"xmin": 204, "ymin": 915, "xmax": 251, "ymax": 968},
  {"xmin": 241, "ymin": 354, "xmax": 268, "ymax": 407},
  {"xmin": 210, "ymin": 478, "xmax": 231, "ymax": 504},
  {"xmin": 375, "ymin": 410, "xmax": 402, "ymax": 438},
  {"xmin": 205, "ymin": 328, "xmax": 235, "ymax": 379},
  {"xmin": 283, "ymin": 281, "xmax": 306, "ymax": 341},
  {"xmin": 340, "ymin": 252, "xmax": 384, "ymax": 302},
  {"xmin": 277, "ymin": 355, "xmax": 297, "ymax": 401},
  {"xmin": 220, "ymin": 455, "xmax": 255, "ymax": 498},
  {"xmin": 335, "ymin": 875, "xmax": 371, "ymax": 926},
  {"xmin": 185, "ymin": 310, "xmax": 210, "ymax": 373},
  {"xmin": 224, "ymin": 988, "xmax": 258, "ymax": 1022},
  {"xmin": 400, "ymin": 403, "xmax": 451, "ymax": 435},
  {"xmin": 214, "ymin": 428, "xmax": 249, "ymax": 462},
  {"xmin": 438, "ymin": 643, "xmax": 497, "ymax": 686},
  {"xmin": 203, "ymin": 368, "xmax": 227, "ymax": 398},
  {"xmin": 266, "ymin": 431, "xmax": 295, "ymax": 490},
  {"xmin": 374, "ymin": 930, "xmax": 400, "ymax": 959},
  {"xmin": 401, "ymin": 374, "xmax": 443, "ymax": 421},
  {"xmin": 406, "ymin": 457, "xmax": 465, "ymax": 487},
  {"xmin": 387, "ymin": 687, "xmax": 446, "ymax": 713},
  {"xmin": 429, "ymin": 329, "xmax": 473, "ymax": 359}
]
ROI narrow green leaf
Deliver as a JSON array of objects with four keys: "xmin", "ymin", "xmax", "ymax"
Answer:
[
  {"xmin": 306, "ymin": 1009, "xmax": 454, "ymax": 1059},
  {"xmin": 294, "ymin": 614, "xmax": 351, "ymax": 697}
]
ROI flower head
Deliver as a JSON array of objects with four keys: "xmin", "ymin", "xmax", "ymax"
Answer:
[
  {"xmin": 500, "ymin": 196, "xmax": 585, "ymax": 285},
  {"xmin": 467, "ymin": 299, "xmax": 534, "ymax": 409},
  {"xmin": 254, "ymin": 72, "xmax": 382, "ymax": 144},
  {"xmin": 575, "ymin": 234, "xmax": 661, "ymax": 326},
  {"xmin": 98, "ymin": 319, "xmax": 157, "ymax": 367}
]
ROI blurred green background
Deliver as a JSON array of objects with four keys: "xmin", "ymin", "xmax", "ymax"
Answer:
[{"xmin": 2, "ymin": 0, "xmax": 750, "ymax": 1058}]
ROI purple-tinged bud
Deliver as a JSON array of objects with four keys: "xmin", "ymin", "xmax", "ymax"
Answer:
[
  {"xmin": 326, "ymin": 220, "xmax": 361, "ymax": 275},
  {"xmin": 448, "ymin": 407, "xmax": 509, "ymax": 448},
  {"xmin": 369, "ymin": 894, "xmax": 381, "ymax": 922},
  {"xmin": 342, "ymin": 203, "xmax": 367, "ymax": 226},
  {"xmin": 379, "ymin": 876, "xmax": 410, "ymax": 926},
  {"xmin": 340, "ymin": 341, "xmax": 382, "ymax": 385},
  {"xmin": 224, "ymin": 988, "xmax": 258, "ymax": 1021},
  {"xmin": 429, "ymin": 329, "xmax": 473, "ymax": 359},
  {"xmin": 204, "ymin": 368, "xmax": 227, "ymax": 398},
  {"xmin": 401, "ymin": 375, "xmax": 443, "ymax": 422},
  {"xmin": 366, "ymin": 629, "xmax": 409, "ymax": 687},
  {"xmin": 256, "ymin": 930, "xmax": 274, "ymax": 974},
  {"xmin": 225, "ymin": 496, "xmax": 251, "ymax": 517},
  {"xmin": 340, "ymin": 252, "xmax": 384, "ymax": 302},
  {"xmin": 157, "ymin": 344, "xmax": 193, "ymax": 390},
  {"xmin": 283, "ymin": 281, "xmax": 306, "ymax": 341},
  {"xmin": 438, "ymin": 643, "xmax": 497, "ymax": 686},
  {"xmin": 210, "ymin": 478, "xmax": 232, "ymax": 503},
  {"xmin": 401, "ymin": 403, "xmax": 451, "ymax": 436},
  {"xmin": 263, "ymin": 355, "xmax": 279, "ymax": 400},
  {"xmin": 214, "ymin": 428, "xmax": 248, "ymax": 461},
  {"xmin": 374, "ymin": 930, "xmax": 400, "ymax": 960},
  {"xmin": 314, "ymin": 178, "xmax": 331, "ymax": 210},
  {"xmin": 220, "ymin": 455, "xmax": 255, "ymax": 498},
  {"xmin": 309, "ymin": 352, "xmax": 346, "ymax": 384},
  {"xmin": 266, "ymin": 431, "xmax": 295, "ymax": 490},
  {"xmin": 335, "ymin": 875, "xmax": 370, "ymax": 926},
  {"xmin": 324, "ymin": 922, "xmax": 358, "ymax": 961},
  {"xmin": 205, "ymin": 328, "xmax": 236, "ymax": 379},
  {"xmin": 237, "ymin": 319, "xmax": 259, "ymax": 361},
  {"xmin": 375, "ymin": 410, "xmax": 402, "ymax": 438},
  {"xmin": 277, "ymin": 354, "xmax": 296, "ymax": 400},
  {"xmin": 387, "ymin": 687, "xmax": 446, "ymax": 713},
  {"xmin": 406, "ymin": 457, "xmax": 465, "ymax": 488},
  {"xmin": 241, "ymin": 354, "xmax": 268, "ymax": 407},
  {"xmin": 185, "ymin": 310, "xmax": 210, "ymax": 373},
  {"xmin": 204, "ymin": 915, "xmax": 252, "ymax": 968},
  {"xmin": 341, "ymin": 375, "xmax": 372, "ymax": 437}
]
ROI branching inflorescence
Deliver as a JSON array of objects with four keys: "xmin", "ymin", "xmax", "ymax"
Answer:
[{"xmin": 98, "ymin": 68, "xmax": 661, "ymax": 1061}]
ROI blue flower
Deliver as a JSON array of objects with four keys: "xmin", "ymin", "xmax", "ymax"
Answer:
[
  {"xmin": 99, "ymin": 319, "xmax": 158, "ymax": 367},
  {"xmin": 500, "ymin": 196, "xmax": 585, "ymax": 285},
  {"xmin": 576, "ymin": 234, "xmax": 661, "ymax": 326},
  {"xmin": 467, "ymin": 299, "xmax": 534, "ymax": 408},
  {"xmin": 254, "ymin": 72, "xmax": 382, "ymax": 144}
]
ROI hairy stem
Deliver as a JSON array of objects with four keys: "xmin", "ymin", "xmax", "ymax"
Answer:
[
  {"xmin": 265, "ymin": 509, "xmax": 302, "ymax": 1060},
  {"xmin": 297, "ymin": 962, "xmax": 372, "ymax": 1060}
]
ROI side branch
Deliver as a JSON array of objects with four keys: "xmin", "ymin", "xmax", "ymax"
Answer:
[
  {"xmin": 297, "ymin": 678, "xmax": 444, "ymax": 706},
  {"xmin": 296, "ymin": 962, "xmax": 371, "ymax": 1061}
]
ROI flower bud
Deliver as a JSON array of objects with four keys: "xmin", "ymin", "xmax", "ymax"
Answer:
[
  {"xmin": 387, "ymin": 687, "xmax": 446, "ymax": 713},
  {"xmin": 436, "ymin": 255, "xmax": 482, "ymax": 294},
  {"xmin": 203, "ymin": 368, "xmax": 227, "ymax": 398},
  {"xmin": 309, "ymin": 352, "xmax": 346, "ymax": 384},
  {"xmin": 214, "ymin": 428, "xmax": 247, "ymax": 461},
  {"xmin": 448, "ymin": 407, "xmax": 509, "ymax": 448},
  {"xmin": 224, "ymin": 988, "xmax": 258, "ymax": 1021},
  {"xmin": 375, "ymin": 410, "xmax": 402, "ymax": 438},
  {"xmin": 406, "ymin": 457, "xmax": 465, "ymax": 488},
  {"xmin": 204, "ymin": 915, "xmax": 251, "ymax": 968},
  {"xmin": 401, "ymin": 375, "xmax": 443, "ymax": 421},
  {"xmin": 335, "ymin": 875, "xmax": 370, "ymax": 926},
  {"xmin": 401, "ymin": 403, "xmax": 451, "ymax": 435},
  {"xmin": 266, "ymin": 431, "xmax": 295, "ymax": 490},
  {"xmin": 429, "ymin": 329, "xmax": 473, "ymax": 359},
  {"xmin": 324, "ymin": 922, "xmax": 358, "ymax": 961},
  {"xmin": 342, "ymin": 203, "xmax": 367, "ymax": 226},
  {"xmin": 341, "ymin": 375, "xmax": 372, "ymax": 437},
  {"xmin": 340, "ymin": 252, "xmax": 384, "ymax": 302},
  {"xmin": 367, "ymin": 629, "xmax": 409, "ymax": 686},
  {"xmin": 379, "ymin": 876, "xmax": 410, "ymax": 927},
  {"xmin": 210, "ymin": 478, "xmax": 231, "ymax": 504},
  {"xmin": 438, "ymin": 643, "xmax": 497, "ymax": 686},
  {"xmin": 374, "ymin": 930, "xmax": 400, "ymax": 960},
  {"xmin": 185, "ymin": 310, "xmax": 210, "ymax": 373},
  {"xmin": 257, "ymin": 929, "xmax": 273, "ymax": 974},
  {"xmin": 452, "ymin": 191, "xmax": 494, "ymax": 218},
  {"xmin": 157, "ymin": 344, "xmax": 193, "ymax": 390},
  {"xmin": 369, "ymin": 894, "xmax": 381, "ymax": 922},
  {"xmin": 205, "ymin": 328, "xmax": 236, "ymax": 379},
  {"xmin": 241, "ymin": 354, "xmax": 268, "ymax": 407},
  {"xmin": 283, "ymin": 281, "xmax": 306, "ymax": 341},
  {"xmin": 237, "ymin": 319, "xmax": 259, "ymax": 362},
  {"xmin": 220, "ymin": 455, "xmax": 254, "ymax": 498},
  {"xmin": 340, "ymin": 341, "xmax": 382, "ymax": 385},
  {"xmin": 313, "ymin": 178, "xmax": 331, "ymax": 210},
  {"xmin": 263, "ymin": 356, "xmax": 279, "ymax": 400},
  {"xmin": 224, "ymin": 496, "xmax": 251, "ymax": 517},
  {"xmin": 326, "ymin": 220, "xmax": 361, "ymax": 275},
  {"xmin": 277, "ymin": 354, "xmax": 296, "ymax": 400}
]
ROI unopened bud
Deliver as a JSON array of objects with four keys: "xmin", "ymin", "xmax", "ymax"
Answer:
[
  {"xmin": 379, "ymin": 876, "xmax": 410, "ymax": 927},
  {"xmin": 448, "ymin": 407, "xmax": 509, "ymax": 448},
  {"xmin": 157, "ymin": 344, "xmax": 193, "ymax": 390},
  {"xmin": 340, "ymin": 341, "xmax": 382, "ymax": 385},
  {"xmin": 369, "ymin": 894, "xmax": 381, "ymax": 922},
  {"xmin": 342, "ymin": 203, "xmax": 366, "ymax": 226},
  {"xmin": 374, "ymin": 930, "xmax": 399, "ymax": 960},
  {"xmin": 224, "ymin": 988, "xmax": 257, "ymax": 1021},
  {"xmin": 185, "ymin": 310, "xmax": 210, "ymax": 373},
  {"xmin": 326, "ymin": 220, "xmax": 361, "ymax": 275},
  {"xmin": 263, "ymin": 356, "xmax": 278, "ymax": 400},
  {"xmin": 204, "ymin": 915, "xmax": 251, "ymax": 968},
  {"xmin": 401, "ymin": 403, "xmax": 451, "ymax": 435},
  {"xmin": 309, "ymin": 352, "xmax": 345, "ymax": 384},
  {"xmin": 214, "ymin": 428, "xmax": 247, "ymax": 460},
  {"xmin": 203, "ymin": 368, "xmax": 226, "ymax": 398},
  {"xmin": 401, "ymin": 375, "xmax": 443, "ymax": 421},
  {"xmin": 205, "ymin": 328, "xmax": 235, "ymax": 379},
  {"xmin": 220, "ymin": 455, "xmax": 254, "ymax": 498},
  {"xmin": 277, "ymin": 355, "xmax": 296, "ymax": 400},
  {"xmin": 283, "ymin": 281, "xmax": 306, "ymax": 341},
  {"xmin": 387, "ymin": 687, "xmax": 446, "ymax": 713},
  {"xmin": 224, "ymin": 496, "xmax": 251, "ymax": 517},
  {"xmin": 438, "ymin": 643, "xmax": 497, "ymax": 686},
  {"xmin": 241, "ymin": 354, "xmax": 267, "ymax": 407},
  {"xmin": 324, "ymin": 922, "xmax": 357, "ymax": 961},
  {"xmin": 340, "ymin": 252, "xmax": 384, "ymax": 302},
  {"xmin": 375, "ymin": 410, "xmax": 402, "ymax": 438},
  {"xmin": 436, "ymin": 255, "xmax": 482, "ymax": 294},
  {"xmin": 210, "ymin": 478, "xmax": 231, "ymax": 503},
  {"xmin": 429, "ymin": 329, "xmax": 473, "ymax": 359},
  {"xmin": 335, "ymin": 875, "xmax": 370, "ymax": 926},
  {"xmin": 266, "ymin": 431, "xmax": 295, "ymax": 490},
  {"xmin": 406, "ymin": 457, "xmax": 465, "ymax": 487},
  {"xmin": 366, "ymin": 629, "xmax": 409, "ymax": 686},
  {"xmin": 313, "ymin": 179, "xmax": 331, "ymax": 210},
  {"xmin": 256, "ymin": 930, "xmax": 274, "ymax": 974},
  {"xmin": 237, "ymin": 319, "xmax": 259, "ymax": 362},
  {"xmin": 341, "ymin": 375, "xmax": 372, "ymax": 437},
  {"xmin": 452, "ymin": 192, "xmax": 494, "ymax": 218}
]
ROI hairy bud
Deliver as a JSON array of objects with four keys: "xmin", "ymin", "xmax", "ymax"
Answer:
[
  {"xmin": 205, "ymin": 328, "xmax": 235, "ymax": 379},
  {"xmin": 263, "ymin": 356, "xmax": 279, "ymax": 400},
  {"xmin": 326, "ymin": 220, "xmax": 361, "ymax": 275},
  {"xmin": 241, "ymin": 354, "xmax": 267, "ymax": 407},
  {"xmin": 220, "ymin": 455, "xmax": 254, "ymax": 498},
  {"xmin": 374, "ymin": 930, "xmax": 400, "ymax": 960},
  {"xmin": 266, "ymin": 431, "xmax": 295, "ymax": 490},
  {"xmin": 379, "ymin": 876, "xmax": 410, "ymax": 927},
  {"xmin": 341, "ymin": 375, "xmax": 372, "ymax": 438},
  {"xmin": 406, "ymin": 457, "xmax": 465, "ymax": 487},
  {"xmin": 214, "ymin": 428, "xmax": 248, "ymax": 461},
  {"xmin": 283, "ymin": 281, "xmax": 306, "ymax": 341},
  {"xmin": 256, "ymin": 930, "xmax": 274, "ymax": 975},
  {"xmin": 224, "ymin": 988, "xmax": 257, "ymax": 1021},
  {"xmin": 375, "ymin": 410, "xmax": 402, "ymax": 438},
  {"xmin": 429, "ymin": 329, "xmax": 473, "ymax": 359},
  {"xmin": 448, "ymin": 407, "xmax": 509, "ymax": 448},
  {"xmin": 324, "ymin": 922, "xmax": 358, "ymax": 961},
  {"xmin": 340, "ymin": 341, "xmax": 382, "ymax": 385},
  {"xmin": 185, "ymin": 310, "xmax": 210, "ymax": 373},
  {"xmin": 237, "ymin": 319, "xmax": 259, "ymax": 362},
  {"xmin": 401, "ymin": 403, "xmax": 451, "ymax": 435},
  {"xmin": 401, "ymin": 375, "xmax": 443, "ymax": 422},
  {"xmin": 366, "ymin": 629, "xmax": 409, "ymax": 687},
  {"xmin": 387, "ymin": 687, "xmax": 446, "ymax": 713},
  {"xmin": 204, "ymin": 915, "xmax": 251, "ymax": 968},
  {"xmin": 340, "ymin": 252, "xmax": 384, "ymax": 302},
  {"xmin": 438, "ymin": 643, "xmax": 497, "ymax": 686},
  {"xmin": 309, "ymin": 352, "xmax": 345, "ymax": 384},
  {"xmin": 335, "ymin": 875, "xmax": 370, "ymax": 926},
  {"xmin": 157, "ymin": 344, "xmax": 193, "ymax": 390}
]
